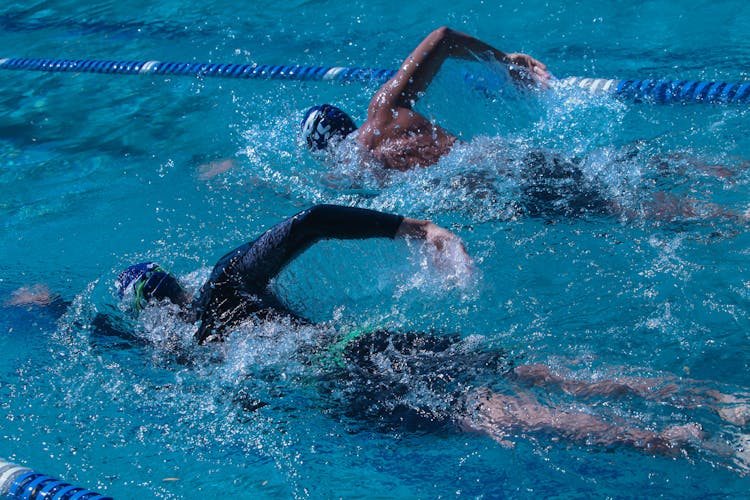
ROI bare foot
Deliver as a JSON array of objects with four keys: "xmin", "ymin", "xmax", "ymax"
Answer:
[
  {"xmin": 662, "ymin": 422, "xmax": 705, "ymax": 447},
  {"xmin": 732, "ymin": 433, "xmax": 750, "ymax": 473},
  {"xmin": 709, "ymin": 392, "xmax": 750, "ymax": 427}
]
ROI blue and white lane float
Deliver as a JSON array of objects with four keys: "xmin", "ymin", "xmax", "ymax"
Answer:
[
  {"xmin": 0, "ymin": 56, "xmax": 748, "ymax": 104},
  {"xmin": 559, "ymin": 75, "xmax": 750, "ymax": 104},
  {"xmin": 0, "ymin": 458, "xmax": 112, "ymax": 500}
]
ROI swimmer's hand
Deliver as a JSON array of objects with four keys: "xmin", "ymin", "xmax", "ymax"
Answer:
[
  {"xmin": 6, "ymin": 284, "xmax": 57, "ymax": 307},
  {"xmin": 504, "ymin": 53, "xmax": 550, "ymax": 87},
  {"xmin": 197, "ymin": 158, "xmax": 236, "ymax": 181},
  {"xmin": 397, "ymin": 218, "xmax": 472, "ymax": 264}
]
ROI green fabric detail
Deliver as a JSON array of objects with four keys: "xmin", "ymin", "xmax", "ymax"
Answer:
[{"xmin": 318, "ymin": 326, "xmax": 378, "ymax": 369}]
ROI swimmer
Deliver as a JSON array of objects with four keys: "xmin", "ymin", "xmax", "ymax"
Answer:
[
  {"xmin": 8, "ymin": 204, "xmax": 745, "ymax": 458},
  {"xmin": 113, "ymin": 204, "xmax": 748, "ymax": 459},
  {"xmin": 116, "ymin": 204, "xmax": 468, "ymax": 343},
  {"xmin": 318, "ymin": 328, "xmax": 746, "ymax": 457},
  {"xmin": 9, "ymin": 275, "xmax": 745, "ymax": 458},
  {"xmin": 300, "ymin": 26, "xmax": 550, "ymax": 171},
  {"xmin": 298, "ymin": 29, "xmax": 747, "ymax": 222}
]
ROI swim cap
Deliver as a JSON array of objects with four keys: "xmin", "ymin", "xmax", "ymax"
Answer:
[
  {"xmin": 300, "ymin": 104, "xmax": 357, "ymax": 151},
  {"xmin": 117, "ymin": 262, "xmax": 185, "ymax": 311}
]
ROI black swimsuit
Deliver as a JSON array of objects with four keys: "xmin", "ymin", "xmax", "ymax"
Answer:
[
  {"xmin": 519, "ymin": 151, "xmax": 612, "ymax": 217},
  {"xmin": 318, "ymin": 329, "xmax": 514, "ymax": 431}
]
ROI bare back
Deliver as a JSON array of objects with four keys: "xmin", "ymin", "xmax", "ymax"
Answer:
[{"xmin": 356, "ymin": 105, "xmax": 457, "ymax": 171}]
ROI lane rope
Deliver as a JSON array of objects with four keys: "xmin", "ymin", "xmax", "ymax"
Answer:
[
  {"xmin": 1, "ymin": 56, "xmax": 748, "ymax": 103},
  {"xmin": 0, "ymin": 458, "xmax": 112, "ymax": 500}
]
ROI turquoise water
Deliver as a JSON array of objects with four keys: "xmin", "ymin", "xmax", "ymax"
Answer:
[{"xmin": 1, "ymin": 0, "xmax": 750, "ymax": 498}]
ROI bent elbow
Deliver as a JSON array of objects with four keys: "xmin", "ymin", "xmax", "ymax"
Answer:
[
  {"xmin": 298, "ymin": 204, "xmax": 336, "ymax": 226},
  {"xmin": 432, "ymin": 26, "xmax": 452, "ymax": 40}
]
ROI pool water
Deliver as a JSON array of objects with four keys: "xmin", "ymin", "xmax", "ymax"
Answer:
[{"xmin": 1, "ymin": 1, "xmax": 750, "ymax": 498}]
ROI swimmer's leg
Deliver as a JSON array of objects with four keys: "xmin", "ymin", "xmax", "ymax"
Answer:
[
  {"xmin": 702, "ymin": 390, "xmax": 750, "ymax": 427},
  {"xmin": 512, "ymin": 364, "xmax": 680, "ymax": 399},
  {"xmin": 609, "ymin": 189, "xmax": 746, "ymax": 222},
  {"xmin": 643, "ymin": 191, "xmax": 748, "ymax": 222},
  {"xmin": 512, "ymin": 364, "xmax": 750, "ymax": 427},
  {"xmin": 621, "ymin": 191, "xmax": 724, "ymax": 222},
  {"xmin": 460, "ymin": 389, "xmax": 703, "ymax": 455},
  {"xmin": 649, "ymin": 153, "xmax": 742, "ymax": 180}
]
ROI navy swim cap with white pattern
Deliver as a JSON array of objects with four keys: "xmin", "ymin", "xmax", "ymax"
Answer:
[{"xmin": 300, "ymin": 104, "xmax": 356, "ymax": 151}]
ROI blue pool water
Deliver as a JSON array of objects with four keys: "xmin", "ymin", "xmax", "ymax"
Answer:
[{"xmin": 1, "ymin": 0, "xmax": 750, "ymax": 498}]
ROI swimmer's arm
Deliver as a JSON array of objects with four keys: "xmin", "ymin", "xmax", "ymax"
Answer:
[
  {"xmin": 6, "ymin": 288, "xmax": 145, "ymax": 347},
  {"xmin": 369, "ymin": 26, "xmax": 549, "ymax": 114},
  {"xmin": 6, "ymin": 284, "xmax": 61, "ymax": 307},
  {"xmin": 5, "ymin": 284, "xmax": 70, "ymax": 317},
  {"xmin": 293, "ymin": 205, "xmax": 469, "ymax": 259},
  {"xmin": 231, "ymin": 204, "xmax": 467, "ymax": 289},
  {"xmin": 231, "ymin": 205, "xmax": 404, "ymax": 289}
]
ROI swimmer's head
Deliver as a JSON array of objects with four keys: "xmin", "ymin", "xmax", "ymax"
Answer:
[
  {"xmin": 117, "ymin": 262, "xmax": 187, "ymax": 311},
  {"xmin": 300, "ymin": 104, "xmax": 357, "ymax": 151}
]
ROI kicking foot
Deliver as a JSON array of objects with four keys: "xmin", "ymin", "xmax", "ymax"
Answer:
[
  {"xmin": 662, "ymin": 422, "xmax": 705, "ymax": 447},
  {"xmin": 709, "ymin": 391, "xmax": 750, "ymax": 427},
  {"xmin": 731, "ymin": 433, "xmax": 750, "ymax": 474},
  {"xmin": 718, "ymin": 398, "xmax": 750, "ymax": 427}
]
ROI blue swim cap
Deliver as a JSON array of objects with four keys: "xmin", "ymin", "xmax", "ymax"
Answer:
[
  {"xmin": 300, "ymin": 104, "xmax": 357, "ymax": 151},
  {"xmin": 117, "ymin": 262, "xmax": 185, "ymax": 311}
]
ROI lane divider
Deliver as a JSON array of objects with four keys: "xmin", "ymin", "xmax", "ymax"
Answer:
[
  {"xmin": 0, "ymin": 56, "xmax": 748, "ymax": 104},
  {"xmin": 0, "ymin": 458, "xmax": 112, "ymax": 500}
]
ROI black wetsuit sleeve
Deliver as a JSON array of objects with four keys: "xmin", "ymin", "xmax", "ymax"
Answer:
[{"xmin": 226, "ymin": 204, "xmax": 404, "ymax": 292}]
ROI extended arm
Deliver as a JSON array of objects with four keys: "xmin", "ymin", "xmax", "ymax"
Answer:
[
  {"xmin": 226, "ymin": 204, "xmax": 466, "ymax": 291},
  {"xmin": 369, "ymin": 26, "xmax": 549, "ymax": 113}
]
